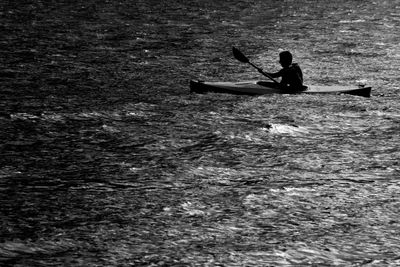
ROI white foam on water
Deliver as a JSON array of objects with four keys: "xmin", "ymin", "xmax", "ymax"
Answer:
[{"xmin": 268, "ymin": 123, "xmax": 310, "ymax": 136}]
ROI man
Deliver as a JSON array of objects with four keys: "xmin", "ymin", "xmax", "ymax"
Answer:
[{"xmin": 261, "ymin": 51, "xmax": 305, "ymax": 92}]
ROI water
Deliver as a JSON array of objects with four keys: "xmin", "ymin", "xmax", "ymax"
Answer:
[{"xmin": 1, "ymin": 0, "xmax": 400, "ymax": 266}]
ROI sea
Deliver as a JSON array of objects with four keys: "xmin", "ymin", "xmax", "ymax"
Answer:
[{"xmin": 1, "ymin": 0, "xmax": 400, "ymax": 266}]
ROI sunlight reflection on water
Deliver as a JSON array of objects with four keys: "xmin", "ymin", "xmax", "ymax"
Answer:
[{"xmin": 2, "ymin": 0, "xmax": 400, "ymax": 266}]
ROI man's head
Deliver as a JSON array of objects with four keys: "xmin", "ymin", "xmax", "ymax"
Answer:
[{"xmin": 279, "ymin": 51, "xmax": 292, "ymax": 67}]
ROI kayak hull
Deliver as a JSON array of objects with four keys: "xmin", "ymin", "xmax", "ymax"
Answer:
[{"xmin": 190, "ymin": 80, "xmax": 371, "ymax": 97}]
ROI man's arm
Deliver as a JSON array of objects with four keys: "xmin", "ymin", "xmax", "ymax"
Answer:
[
  {"xmin": 259, "ymin": 69, "xmax": 282, "ymax": 78},
  {"xmin": 267, "ymin": 71, "xmax": 282, "ymax": 78}
]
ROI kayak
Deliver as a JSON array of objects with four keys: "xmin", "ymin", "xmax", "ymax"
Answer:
[{"xmin": 190, "ymin": 80, "xmax": 371, "ymax": 97}]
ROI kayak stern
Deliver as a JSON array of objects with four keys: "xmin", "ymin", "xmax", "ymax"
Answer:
[
  {"xmin": 190, "ymin": 80, "xmax": 264, "ymax": 95},
  {"xmin": 190, "ymin": 80, "xmax": 281, "ymax": 95}
]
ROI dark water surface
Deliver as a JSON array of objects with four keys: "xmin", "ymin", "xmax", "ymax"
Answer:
[{"xmin": 1, "ymin": 0, "xmax": 400, "ymax": 266}]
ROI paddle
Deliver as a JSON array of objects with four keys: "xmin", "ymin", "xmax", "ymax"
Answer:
[{"xmin": 232, "ymin": 47, "xmax": 280, "ymax": 85}]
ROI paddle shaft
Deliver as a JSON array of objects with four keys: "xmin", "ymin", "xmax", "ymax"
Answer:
[
  {"xmin": 232, "ymin": 47, "xmax": 280, "ymax": 85},
  {"xmin": 248, "ymin": 62, "xmax": 280, "ymax": 85}
]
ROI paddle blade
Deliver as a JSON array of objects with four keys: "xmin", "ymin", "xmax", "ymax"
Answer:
[{"xmin": 232, "ymin": 47, "xmax": 249, "ymax": 63}]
